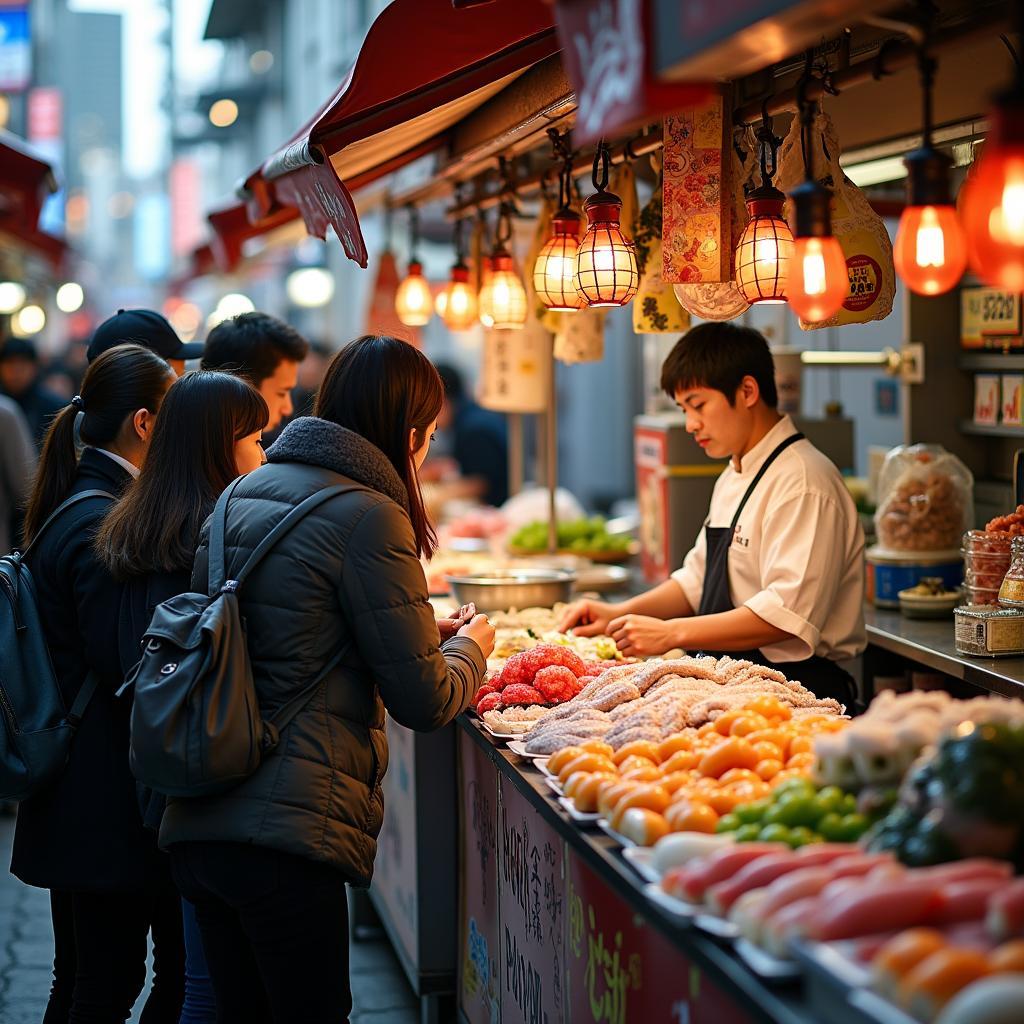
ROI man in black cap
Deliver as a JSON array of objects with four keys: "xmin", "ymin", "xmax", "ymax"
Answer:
[
  {"xmin": 87, "ymin": 308, "xmax": 203, "ymax": 376},
  {"xmin": 0, "ymin": 338, "xmax": 67, "ymax": 449}
]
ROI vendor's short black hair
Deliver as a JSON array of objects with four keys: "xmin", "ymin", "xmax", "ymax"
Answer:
[
  {"xmin": 202, "ymin": 312, "xmax": 309, "ymax": 386},
  {"xmin": 660, "ymin": 322, "xmax": 778, "ymax": 408}
]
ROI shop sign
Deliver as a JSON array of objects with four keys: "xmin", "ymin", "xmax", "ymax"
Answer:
[
  {"xmin": 458, "ymin": 731, "xmax": 500, "ymax": 1024},
  {"xmin": 553, "ymin": 0, "xmax": 712, "ymax": 146},
  {"xmin": 961, "ymin": 287, "xmax": 1022, "ymax": 348},
  {"xmin": 566, "ymin": 853, "xmax": 757, "ymax": 1023},
  {"xmin": 371, "ymin": 719, "xmax": 419, "ymax": 963},
  {"xmin": 0, "ymin": 4, "xmax": 30, "ymax": 93},
  {"xmin": 498, "ymin": 776, "xmax": 567, "ymax": 1024}
]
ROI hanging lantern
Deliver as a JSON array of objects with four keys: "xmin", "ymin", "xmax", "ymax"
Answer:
[
  {"xmin": 483, "ymin": 203, "xmax": 527, "ymax": 330},
  {"xmin": 961, "ymin": 79, "xmax": 1024, "ymax": 287},
  {"xmin": 893, "ymin": 54, "xmax": 967, "ymax": 296},
  {"xmin": 395, "ymin": 207, "xmax": 433, "ymax": 326},
  {"xmin": 786, "ymin": 85, "xmax": 848, "ymax": 322},
  {"xmin": 435, "ymin": 219, "xmax": 478, "ymax": 330},
  {"xmin": 534, "ymin": 135, "xmax": 586, "ymax": 311},
  {"xmin": 735, "ymin": 115, "xmax": 793, "ymax": 304},
  {"xmin": 574, "ymin": 142, "xmax": 638, "ymax": 307},
  {"xmin": 477, "ymin": 255, "xmax": 496, "ymax": 328}
]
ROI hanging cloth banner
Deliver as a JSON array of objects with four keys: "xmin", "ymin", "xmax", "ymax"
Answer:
[
  {"xmin": 662, "ymin": 94, "xmax": 731, "ymax": 285},
  {"xmin": 363, "ymin": 248, "xmax": 421, "ymax": 347},
  {"xmin": 777, "ymin": 109, "xmax": 895, "ymax": 330},
  {"xmin": 479, "ymin": 323, "xmax": 551, "ymax": 413},
  {"xmin": 553, "ymin": 306, "xmax": 605, "ymax": 363},
  {"xmin": 632, "ymin": 156, "xmax": 689, "ymax": 334},
  {"xmin": 673, "ymin": 121, "xmax": 754, "ymax": 321}
]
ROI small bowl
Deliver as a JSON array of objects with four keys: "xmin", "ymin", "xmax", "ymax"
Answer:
[
  {"xmin": 445, "ymin": 569, "xmax": 576, "ymax": 613},
  {"xmin": 898, "ymin": 587, "xmax": 961, "ymax": 620}
]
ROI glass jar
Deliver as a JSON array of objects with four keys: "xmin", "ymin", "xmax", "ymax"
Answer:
[
  {"xmin": 998, "ymin": 536, "xmax": 1024, "ymax": 606},
  {"xmin": 963, "ymin": 530, "xmax": 1013, "ymax": 605}
]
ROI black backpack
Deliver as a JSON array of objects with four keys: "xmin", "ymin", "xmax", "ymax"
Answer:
[
  {"xmin": 0, "ymin": 490, "xmax": 114, "ymax": 801},
  {"xmin": 121, "ymin": 478, "xmax": 350, "ymax": 798}
]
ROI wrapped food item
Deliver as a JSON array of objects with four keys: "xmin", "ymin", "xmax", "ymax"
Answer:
[
  {"xmin": 875, "ymin": 445, "xmax": 974, "ymax": 553},
  {"xmin": 632, "ymin": 158, "xmax": 689, "ymax": 335},
  {"xmin": 777, "ymin": 110, "xmax": 895, "ymax": 329}
]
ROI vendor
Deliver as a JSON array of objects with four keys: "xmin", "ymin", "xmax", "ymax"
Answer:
[{"xmin": 559, "ymin": 323, "xmax": 865, "ymax": 706}]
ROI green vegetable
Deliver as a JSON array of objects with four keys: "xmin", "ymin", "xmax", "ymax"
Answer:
[
  {"xmin": 716, "ymin": 814, "xmax": 741, "ymax": 834},
  {"xmin": 735, "ymin": 798, "xmax": 772, "ymax": 824},
  {"xmin": 836, "ymin": 813, "xmax": 870, "ymax": 842},
  {"xmin": 773, "ymin": 778, "xmax": 816, "ymax": 801},
  {"xmin": 774, "ymin": 793, "xmax": 821, "ymax": 828},
  {"xmin": 813, "ymin": 786, "xmax": 846, "ymax": 816},
  {"xmin": 509, "ymin": 517, "xmax": 633, "ymax": 553},
  {"xmin": 734, "ymin": 824, "xmax": 763, "ymax": 843},
  {"xmin": 758, "ymin": 823, "xmax": 792, "ymax": 845},
  {"xmin": 787, "ymin": 826, "xmax": 821, "ymax": 849},
  {"xmin": 817, "ymin": 812, "xmax": 846, "ymax": 842}
]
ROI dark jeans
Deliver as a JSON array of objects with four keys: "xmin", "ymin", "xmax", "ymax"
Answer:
[
  {"xmin": 44, "ymin": 874, "xmax": 184, "ymax": 1024},
  {"xmin": 169, "ymin": 842, "xmax": 352, "ymax": 1024},
  {"xmin": 179, "ymin": 899, "xmax": 216, "ymax": 1024}
]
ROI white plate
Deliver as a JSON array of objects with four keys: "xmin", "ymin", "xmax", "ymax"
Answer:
[
  {"xmin": 543, "ymin": 776, "xmax": 563, "ymax": 796},
  {"xmin": 596, "ymin": 817, "xmax": 637, "ymax": 849},
  {"xmin": 734, "ymin": 938, "xmax": 801, "ymax": 980},
  {"xmin": 848, "ymin": 988, "xmax": 920, "ymax": 1024},
  {"xmin": 642, "ymin": 883, "xmax": 698, "ymax": 922},
  {"xmin": 796, "ymin": 939, "xmax": 873, "ymax": 990},
  {"xmin": 535, "ymin": 758, "xmax": 553, "ymax": 777},
  {"xmin": 557, "ymin": 796, "xmax": 601, "ymax": 825},
  {"xmin": 506, "ymin": 740, "xmax": 551, "ymax": 761},
  {"xmin": 622, "ymin": 847, "xmax": 661, "ymax": 885},
  {"xmin": 695, "ymin": 913, "xmax": 740, "ymax": 939}
]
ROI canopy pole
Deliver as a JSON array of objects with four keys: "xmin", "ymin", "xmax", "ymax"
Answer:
[
  {"xmin": 546, "ymin": 342, "xmax": 558, "ymax": 556},
  {"xmin": 508, "ymin": 412, "xmax": 524, "ymax": 497}
]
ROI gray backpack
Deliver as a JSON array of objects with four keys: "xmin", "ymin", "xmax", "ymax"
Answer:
[{"xmin": 121, "ymin": 478, "xmax": 350, "ymax": 798}]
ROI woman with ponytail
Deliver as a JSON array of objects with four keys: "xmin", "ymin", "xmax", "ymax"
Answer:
[{"xmin": 12, "ymin": 343, "xmax": 180, "ymax": 1023}]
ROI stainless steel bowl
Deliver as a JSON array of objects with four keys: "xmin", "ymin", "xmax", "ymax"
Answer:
[{"xmin": 444, "ymin": 569, "xmax": 576, "ymax": 612}]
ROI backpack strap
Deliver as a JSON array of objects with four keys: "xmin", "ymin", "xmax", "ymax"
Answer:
[
  {"xmin": 66, "ymin": 671, "xmax": 99, "ymax": 728},
  {"xmin": 207, "ymin": 476, "xmax": 247, "ymax": 595},
  {"xmin": 19, "ymin": 490, "xmax": 117, "ymax": 558},
  {"xmin": 265, "ymin": 643, "xmax": 350, "ymax": 740},
  {"xmin": 216, "ymin": 484, "xmax": 353, "ymax": 593}
]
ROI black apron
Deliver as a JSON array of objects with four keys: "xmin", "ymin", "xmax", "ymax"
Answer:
[{"xmin": 696, "ymin": 432, "xmax": 856, "ymax": 709}]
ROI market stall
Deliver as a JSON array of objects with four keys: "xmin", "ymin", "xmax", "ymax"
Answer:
[{"xmin": 196, "ymin": 0, "xmax": 1024, "ymax": 1020}]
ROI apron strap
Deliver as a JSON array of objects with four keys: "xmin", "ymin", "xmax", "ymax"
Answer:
[{"xmin": 728, "ymin": 432, "xmax": 805, "ymax": 532}]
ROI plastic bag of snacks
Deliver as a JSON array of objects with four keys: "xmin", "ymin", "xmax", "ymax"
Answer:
[
  {"xmin": 875, "ymin": 445, "xmax": 974, "ymax": 553},
  {"xmin": 777, "ymin": 110, "xmax": 895, "ymax": 329}
]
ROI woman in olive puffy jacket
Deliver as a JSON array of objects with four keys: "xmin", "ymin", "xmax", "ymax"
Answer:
[{"xmin": 161, "ymin": 335, "xmax": 494, "ymax": 1023}]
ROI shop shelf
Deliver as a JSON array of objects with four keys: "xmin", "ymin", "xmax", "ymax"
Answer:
[
  {"xmin": 958, "ymin": 420, "xmax": 1024, "ymax": 439},
  {"xmin": 958, "ymin": 353, "xmax": 1024, "ymax": 372}
]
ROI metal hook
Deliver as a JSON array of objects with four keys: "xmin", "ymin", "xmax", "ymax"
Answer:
[{"xmin": 591, "ymin": 140, "xmax": 611, "ymax": 193}]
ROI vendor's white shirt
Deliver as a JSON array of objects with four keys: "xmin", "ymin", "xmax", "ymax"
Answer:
[{"xmin": 671, "ymin": 416, "xmax": 866, "ymax": 663}]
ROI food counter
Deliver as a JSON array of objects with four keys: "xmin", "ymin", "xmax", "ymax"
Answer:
[
  {"xmin": 456, "ymin": 717, "xmax": 818, "ymax": 1024},
  {"xmin": 864, "ymin": 606, "xmax": 1024, "ymax": 700}
]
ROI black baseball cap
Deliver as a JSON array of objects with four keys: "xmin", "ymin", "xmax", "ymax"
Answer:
[{"xmin": 87, "ymin": 308, "xmax": 205, "ymax": 364}]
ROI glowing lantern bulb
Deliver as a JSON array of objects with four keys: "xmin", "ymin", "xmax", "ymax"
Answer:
[
  {"xmin": 533, "ymin": 208, "xmax": 585, "ymax": 311},
  {"xmin": 735, "ymin": 187, "xmax": 793, "ymax": 304},
  {"xmin": 435, "ymin": 261, "xmax": 478, "ymax": 330},
  {"xmin": 394, "ymin": 260, "xmax": 433, "ymax": 326},
  {"xmin": 785, "ymin": 179, "xmax": 848, "ymax": 322}
]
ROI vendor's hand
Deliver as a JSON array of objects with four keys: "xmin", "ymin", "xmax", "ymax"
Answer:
[
  {"xmin": 459, "ymin": 614, "xmax": 496, "ymax": 659},
  {"xmin": 438, "ymin": 603, "xmax": 477, "ymax": 643},
  {"xmin": 557, "ymin": 598, "xmax": 617, "ymax": 637},
  {"xmin": 607, "ymin": 614, "xmax": 679, "ymax": 657}
]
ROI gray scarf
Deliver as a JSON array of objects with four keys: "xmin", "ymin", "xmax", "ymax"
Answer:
[{"xmin": 265, "ymin": 416, "xmax": 410, "ymax": 512}]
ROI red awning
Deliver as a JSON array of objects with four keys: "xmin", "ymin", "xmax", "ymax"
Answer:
[
  {"xmin": 207, "ymin": 201, "xmax": 300, "ymax": 273},
  {"xmin": 229, "ymin": 0, "xmax": 558, "ymax": 269},
  {"xmin": 0, "ymin": 131, "xmax": 66, "ymax": 269}
]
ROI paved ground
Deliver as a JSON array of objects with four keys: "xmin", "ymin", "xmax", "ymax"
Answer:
[{"xmin": 0, "ymin": 816, "xmax": 418, "ymax": 1023}]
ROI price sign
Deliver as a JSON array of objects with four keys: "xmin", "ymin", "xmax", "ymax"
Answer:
[{"xmin": 961, "ymin": 287, "xmax": 1022, "ymax": 348}]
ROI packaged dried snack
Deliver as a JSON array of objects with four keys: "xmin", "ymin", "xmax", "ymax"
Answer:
[{"xmin": 875, "ymin": 445, "xmax": 973, "ymax": 553}]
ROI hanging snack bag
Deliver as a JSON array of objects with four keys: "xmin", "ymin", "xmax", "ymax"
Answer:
[
  {"xmin": 633, "ymin": 156, "xmax": 690, "ymax": 334},
  {"xmin": 777, "ymin": 110, "xmax": 895, "ymax": 329},
  {"xmin": 554, "ymin": 307, "xmax": 605, "ymax": 364},
  {"xmin": 874, "ymin": 444, "xmax": 974, "ymax": 553}
]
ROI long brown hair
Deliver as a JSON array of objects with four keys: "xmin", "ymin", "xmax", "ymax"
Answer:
[
  {"xmin": 315, "ymin": 335, "xmax": 442, "ymax": 557},
  {"xmin": 23, "ymin": 344, "xmax": 174, "ymax": 545},
  {"xmin": 96, "ymin": 370, "xmax": 269, "ymax": 579}
]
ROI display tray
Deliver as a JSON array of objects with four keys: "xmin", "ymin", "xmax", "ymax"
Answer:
[
  {"xmin": 557, "ymin": 796, "xmax": 601, "ymax": 825},
  {"xmin": 596, "ymin": 816, "xmax": 638, "ymax": 848},
  {"xmin": 506, "ymin": 740, "xmax": 550, "ymax": 761},
  {"xmin": 695, "ymin": 913, "xmax": 741, "ymax": 939},
  {"xmin": 543, "ymin": 776, "xmax": 563, "ymax": 796},
  {"xmin": 791, "ymin": 938, "xmax": 883, "ymax": 1024},
  {"xmin": 507, "ymin": 544, "xmax": 638, "ymax": 564},
  {"xmin": 847, "ymin": 989, "xmax": 919, "ymax": 1024},
  {"xmin": 535, "ymin": 757, "xmax": 553, "ymax": 777},
  {"xmin": 643, "ymin": 882, "xmax": 699, "ymax": 922},
  {"xmin": 734, "ymin": 939, "xmax": 802, "ymax": 983},
  {"xmin": 621, "ymin": 846, "xmax": 661, "ymax": 885}
]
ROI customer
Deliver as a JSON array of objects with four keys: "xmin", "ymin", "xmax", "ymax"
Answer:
[
  {"xmin": 87, "ymin": 307, "xmax": 204, "ymax": 375},
  {"xmin": 161, "ymin": 334, "xmax": 494, "ymax": 1024},
  {"xmin": 0, "ymin": 394, "xmax": 35, "ymax": 553},
  {"xmin": 96, "ymin": 370, "xmax": 269, "ymax": 1024},
  {"xmin": 201, "ymin": 312, "xmax": 309, "ymax": 431},
  {"xmin": 0, "ymin": 337, "xmax": 67, "ymax": 447},
  {"xmin": 11, "ymin": 343, "xmax": 179, "ymax": 1024}
]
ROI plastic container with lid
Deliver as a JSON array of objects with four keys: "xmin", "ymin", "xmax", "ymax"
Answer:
[
  {"xmin": 998, "ymin": 537, "xmax": 1024, "ymax": 606},
  {"xmin": 865, "ymin": 545, "xmax": 963, "ymax": 608}
]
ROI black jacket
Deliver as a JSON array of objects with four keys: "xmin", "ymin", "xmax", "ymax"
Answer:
[
  {"xmin": 159, "ymin": 417, "xmax": 486, "ymax": 885},
  {"xmin": 10, "ymin": 449, "xmax": 160, "ymax": 892}
]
